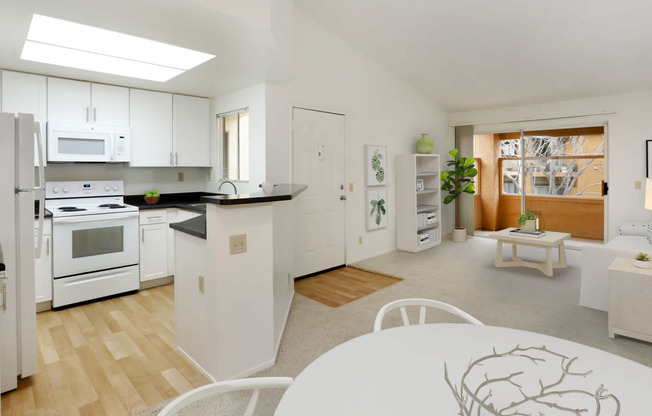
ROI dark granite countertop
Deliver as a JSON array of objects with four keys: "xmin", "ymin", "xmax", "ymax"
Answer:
[
  {"xmin": 169, "ymin": 215, "xmax": 206, "ymax": 239},
  {"xmin": 124, "ymin": 192, "xmax": 221, "ymax": 212},
  {"xmin": 201, "ymin": 184, "xmax": 307, "ymax": 206},
  {"xmin": 35, "ymin": 201, "xmax": 52, "ymax": 219},
  {"xmin": 170, "ymin": 184, "xmax": 307, "ymax": 239}
]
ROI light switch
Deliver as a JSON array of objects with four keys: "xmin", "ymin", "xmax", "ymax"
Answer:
[{"xmin": 635, "ymin": 180, "xmax": 642, "ymax": 190}]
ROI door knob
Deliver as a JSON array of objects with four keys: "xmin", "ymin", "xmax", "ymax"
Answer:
[{"xmin": 340, "ymin": 195, "xmax": 347, "ymax": 200}]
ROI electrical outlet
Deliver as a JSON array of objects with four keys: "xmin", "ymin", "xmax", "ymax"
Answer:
[
  {"xmin": 198, "ymin": 275, "xmax": 205, "ymax": 293},
  {"xmin": 358, "ymin": 236, "xmax": 363, "ymax": 245},
  {"xmin": 229, "ymin": 234, "xmax": 247, "ymax": 254},
  {"xmin": 178, "ymin": 172, "xmax": 184, "ymax": 182}
]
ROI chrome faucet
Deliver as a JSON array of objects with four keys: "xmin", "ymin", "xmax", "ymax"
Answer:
[{"xmin": 219, "ymin": 180, "xmax": 238, "ymax": 194}]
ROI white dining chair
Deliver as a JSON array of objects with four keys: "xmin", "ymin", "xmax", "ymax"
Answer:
[
  {"xmin": 157, "ymin": 376, "xmax": 293, "ymax": 416},
  {"xmin": 373, "ymin": 298, "xmax": 484, "ymax": 331}
]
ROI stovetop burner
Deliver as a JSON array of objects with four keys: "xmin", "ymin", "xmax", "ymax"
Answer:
[
  {"xmin": 98, "ymin": 203, "xmax": 126, "ymax": 209},
  {"xmin": 58, "ymin": 206, "xmax": 87, "ymax": 212}
]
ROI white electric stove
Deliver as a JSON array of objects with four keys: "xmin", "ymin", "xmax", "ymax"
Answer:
[{"xmin": 45, "ymin": 181, "xmax": 140, "ymax": 307}]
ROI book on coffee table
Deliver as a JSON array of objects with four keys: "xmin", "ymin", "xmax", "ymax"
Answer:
[{"xmin": 509, "ymin": 228, "xmax": 546, "ymax": 238}]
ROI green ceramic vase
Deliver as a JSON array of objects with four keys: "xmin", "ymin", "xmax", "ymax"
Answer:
[{"xmin": 416, "ymin": 133, "xmax": 433, "ymax": 154}]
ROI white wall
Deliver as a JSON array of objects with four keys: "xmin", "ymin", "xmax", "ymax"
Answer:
[
  {"xmin": 44, "ymin": 164, "xmax": 209, "ymax": 195},
  {"xmin": 266, "ymin": 9, "xmax": 453, "ymax": 264},
  {"xmin": 449, "ymin": 90, "xmax": 652, "ymax": 240},
  {"xmin": 206, "ymin": 83, "xmax": 267, "ymax": 195}
]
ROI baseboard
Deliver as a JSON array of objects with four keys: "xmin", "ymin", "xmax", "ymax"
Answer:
[
  {"xmin": 176, "ymin": 346, "xmax": 216, "ymax": 383},
  {"xmin": 36, "ymin": 301, "xmax": 51, "ymax": 313},
  {"xmin": 139, "ymin": 275, "xmax": 174, "ymax": 290},
  {"xmin": 275, "ymin": 290, "xmax": 295, "ymax": 358},
  {"xmin": 176, "ymin": 346, "xmax": 277, "ymax": 383}
]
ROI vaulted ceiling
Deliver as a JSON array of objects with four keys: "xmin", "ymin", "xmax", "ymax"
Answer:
[{"xmin": 295, "ymin": 0, "xmax": 652, "ymax": 112}]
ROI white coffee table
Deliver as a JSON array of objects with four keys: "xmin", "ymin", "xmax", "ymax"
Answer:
[
  {"xmin": 275, "ymin": 324, "xmax": 652, "ymax": 415},
  {"xmin": 489, "ymin": 227, "xmax": 571, "ymax": 277}
]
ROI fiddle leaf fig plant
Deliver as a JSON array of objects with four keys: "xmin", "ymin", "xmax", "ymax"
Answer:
[{"xmin": 440, "ymin": 149, "xmax": 477, "ymax": 229}]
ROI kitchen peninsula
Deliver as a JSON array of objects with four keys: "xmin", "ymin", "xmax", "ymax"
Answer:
[{"xmin": 170, "ymin": 184, "xmax": 306, "ymax": 382}]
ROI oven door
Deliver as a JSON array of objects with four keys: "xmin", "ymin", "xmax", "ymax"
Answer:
[{"xmin": 52, "ymin": 212, "xmax": 139, "ymax": 278}]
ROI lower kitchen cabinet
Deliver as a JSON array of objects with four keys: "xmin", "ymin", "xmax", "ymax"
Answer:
[
  {"xmin": 139, "ymin": 210, "xmax": 169, "ymax": 282},
  {"xmin": 139, "ymin": 208, "xmax": 202, "ymax": 285},
  {"xmin": 34, "ymin": 219, "xmax": 52, "ymax": 308}
]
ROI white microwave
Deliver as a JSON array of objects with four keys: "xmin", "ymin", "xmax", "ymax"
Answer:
[{"xmin": 47, "ymin": 122, "xmax": 130, "ymax": 163}]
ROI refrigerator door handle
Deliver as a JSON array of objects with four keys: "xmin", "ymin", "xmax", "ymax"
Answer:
[{"xmin": 34, "ymin": 122, "xmax": 45, "ymax": 259}]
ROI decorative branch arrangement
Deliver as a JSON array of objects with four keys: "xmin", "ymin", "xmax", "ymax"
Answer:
[{"xmin": 444, "ymin": 345, "xmax": 621, "ymax": 415}]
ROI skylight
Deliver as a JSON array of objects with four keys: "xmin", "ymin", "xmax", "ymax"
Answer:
[{"xmin": 21, "ymin": 15, "xmax": 215, "ymax": 82}]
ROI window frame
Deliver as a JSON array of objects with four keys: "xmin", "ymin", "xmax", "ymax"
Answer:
[{"xmin": 217, "ymin": 107, "xmax": 249, "ymax": 182}]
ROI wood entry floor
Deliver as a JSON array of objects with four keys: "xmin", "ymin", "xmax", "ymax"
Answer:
[
  {"xmin": 294, "ymin": 267, "xmax": 401, "ymax": 308},
  {"xmin": 0, "ymin": 284, "xmax": 208, "ymax": 416}
]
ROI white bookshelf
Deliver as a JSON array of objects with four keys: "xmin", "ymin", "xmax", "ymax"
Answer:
[{"xmin": 396, "ymin": 154, "xmax": 441, "ymax": 252}]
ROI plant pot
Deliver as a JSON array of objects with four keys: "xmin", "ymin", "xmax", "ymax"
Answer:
[
  {"xmin": 521, "ymin": 220, "xmax": 536, "ymax": 233},
  {"xmin": 634, "ymin": 259, "xmax": 652, "ymax": 269},
  {"xmin": 451, "ymin": 227, "xmax": 467, "ymax": 243}
]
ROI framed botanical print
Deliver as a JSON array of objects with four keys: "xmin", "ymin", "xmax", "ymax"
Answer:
[
  {"xmin": 367, "ymin": 189, "xmax": 388, "ymax": 230},
  {"xmin": 366, "ymin": 145, "xmax": 387, "ymax": 186}
]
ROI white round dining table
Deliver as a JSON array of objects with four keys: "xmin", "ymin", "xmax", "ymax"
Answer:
[{"xmin": 274, "ymin": 324, "xmax": 652, "ymax": 415}]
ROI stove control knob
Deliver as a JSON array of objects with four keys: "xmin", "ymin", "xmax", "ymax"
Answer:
[
  {"xmin": 62, "ymin": 186, "xmax": 70, "ymax": 193},
  {"xmin": 113, "ymin": 185, "xmax": 120, "ymax": 191},
  {"xmin": 52, "ymin": 185, "xmax": 60, "ymax": 193},
  {"xmin": 104, "ymin": 185, "xmax": 111, "ymax": 191}
]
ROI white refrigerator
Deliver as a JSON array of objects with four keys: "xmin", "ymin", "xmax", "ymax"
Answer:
[{"xmin": 0, "ymin": 112, "xmax": 44, "ymax": 393}]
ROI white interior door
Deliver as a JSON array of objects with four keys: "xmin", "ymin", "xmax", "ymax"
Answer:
[{"xmin": 292, "ymin": 108, "xmax": 346, "ymax": 278}]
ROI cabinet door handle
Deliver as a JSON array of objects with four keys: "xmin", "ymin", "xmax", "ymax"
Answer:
[
  {"xmin": 46, "ymin": 237, "xmax": 49, "ymax": 256},
  {"xmin": 93, "ymin": 107, "xmax": 97, "ymax": 123},
  {"xmin": 175, "ymin": 152, "xmax": 178, "ymax": 165},
  {"xmin": 169, "ymin": 152, "xmax": 173, "ymax": 166},
  {"xmin": 86, "ymin": 107, "xmax": 90, "ymax": 122},
  {"xmin": 141, "ymin": 228, "xmax": 145, "ymax": 243}
]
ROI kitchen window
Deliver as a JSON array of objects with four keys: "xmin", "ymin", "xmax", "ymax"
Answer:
[{"xmin": 218, "ymin": 108, "xmax": 249, "ymax": 181}]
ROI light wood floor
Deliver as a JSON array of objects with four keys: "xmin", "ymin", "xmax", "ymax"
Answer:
[
  {"xmin": 1, "ymin": 284, "xmax": 209, "ymax": 416},
  {"xmin": 294, "ymin": 267, "xmax": 401, "ymax": 307}
]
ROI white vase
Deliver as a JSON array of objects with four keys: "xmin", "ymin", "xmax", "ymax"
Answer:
[
  {"xmin": 521, "ymin": 220, "xmax": 536, "ymax": 233},
  {"xmin": 451, "ymin": 228, "xmax": 467, "ymax": 243},
  {"xmin": 634, "ymin": 259, "xmax": 652, "ymax": 269}
]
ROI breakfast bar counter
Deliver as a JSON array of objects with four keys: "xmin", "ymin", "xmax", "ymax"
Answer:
[{"xmin": 172, "ymin": 183, "xmax": 306, "ymax": 382}]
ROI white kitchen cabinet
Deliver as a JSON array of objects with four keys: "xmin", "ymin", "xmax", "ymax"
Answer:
[
  {"xmin": 1, "ymin": 71, "xmax": 47, "ymax": 166},
  {"xmin": 172, "ymin": 95, "xmax": 210, "ymax": 166},
  {"xmin": 139, "ymin": 210, "xmax": 169, "ymax": 282},
  {"xmin": 396, "ymin": 154, "xmax": 442, "ymax": 252},
  {"xmin": 130, "ymin": 89, "xmax": 173, "ymax": 166},
  {"xmin": 47, "ymin": 77, "xmax": 129, "ymax": 125},
  {"xmin": 167, "ymin": 208, "xmax": 202, "ymax": 275},
  {"xmin": 130, "ymin": 90, "xmax": 210, "ymax": 167},
  {"xmin": 34, "ymin": 219, "xmax": 52, "ymax": 307}
]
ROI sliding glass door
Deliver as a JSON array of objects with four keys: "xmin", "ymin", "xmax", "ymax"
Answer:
[{"xmin": 497, "ymin": 127, "xmax": 605, "ymax": 239}]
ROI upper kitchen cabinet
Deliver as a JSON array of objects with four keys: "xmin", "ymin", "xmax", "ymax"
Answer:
[
  {"xmin": 173, "ymin": 95, "xmax": 210, "ymax": 167},
  {"xmin": 130, "ymin": 89, "xmax": 210, "ymax": 167},
  {"xmin": 47, "ymin": 77, "xmax": 129, "ymax": 126},
  {"xmin": 129, "ymin": 89, "xmax": 173, "ymax": 166},
  {"xmin": 0, "ymin": 71, "xmax": 47, "ymax": 166}
]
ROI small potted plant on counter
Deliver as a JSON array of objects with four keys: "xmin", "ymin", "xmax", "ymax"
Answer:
[
  {"xmin": 518, "ymin": 210, "xmax": 538, "ymax": 233},
  {"xmin": 634, "ymin": 252, "xmax": 652, "ymax": 269}
]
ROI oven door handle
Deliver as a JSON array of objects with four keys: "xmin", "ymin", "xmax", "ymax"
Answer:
[{"xmin": 53, "ymin": 212, "xmax": 139, "ymax": 224}]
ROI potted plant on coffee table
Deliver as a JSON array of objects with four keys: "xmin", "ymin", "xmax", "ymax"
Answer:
[
  {"xmin": 517, "ymin": 210, "xmax": 538, "ymax": 233},
  {"xmin": 634, "ymin": 252, "xmax": 652, "ymax": 269},
  {"xmin": 440, "ymin": 148, "xmax": 477, "ymax": 242}
]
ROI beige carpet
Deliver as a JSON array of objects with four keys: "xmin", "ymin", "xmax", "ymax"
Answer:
[{"xmin": 138, "ymin": 235, "xmax": 652, "ymax": 415}]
